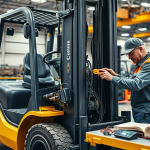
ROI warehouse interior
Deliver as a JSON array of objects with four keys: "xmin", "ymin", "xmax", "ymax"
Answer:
[
  {"xmin": 1, "ymin": 0, "xmax": 150, "ymax": 73},
  {"xmin": 0, "ymin": 0, "xmax": 150, "ymax": 150},
  {"xmin": 0, "ymin": 0, "xmax": 150, "ymax": 68}
]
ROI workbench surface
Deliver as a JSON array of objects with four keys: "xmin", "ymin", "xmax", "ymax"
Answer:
[{"xmin": 86, "ymin": 130, "xmax": 150, "ymax": 150}]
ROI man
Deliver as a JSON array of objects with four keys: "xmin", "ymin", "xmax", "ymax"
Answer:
[{"xmin": 98, "ymin": 38, "xmax": 150, "ymax": 123}]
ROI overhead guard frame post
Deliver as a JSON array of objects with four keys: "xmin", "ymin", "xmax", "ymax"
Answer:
[
  {"xmin": 27, "ymin": 7, "xmax": 40, "ymax": 111},
  {"xmin": 0, "ymin": 20, "xmax": 4, "ymax": 49},
  {"xmin": 0, "ymin": 7, "xmax": 40, "ymax": 111}
]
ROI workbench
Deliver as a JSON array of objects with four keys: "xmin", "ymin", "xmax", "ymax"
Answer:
[{"xmin": 85, "ymin": 130, "xmax": 150, "ymax": 150}]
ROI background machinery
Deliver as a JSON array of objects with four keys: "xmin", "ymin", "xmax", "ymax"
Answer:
[{"xmin": 0, "ymin": 0, "xmax": 129, "ymax": 150}]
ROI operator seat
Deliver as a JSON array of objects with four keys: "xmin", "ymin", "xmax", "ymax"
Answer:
[{"xmin": 22, "ymin": 53, "xmax": 55, "ymax": 88}]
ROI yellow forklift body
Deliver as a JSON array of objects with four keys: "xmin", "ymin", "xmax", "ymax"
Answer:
[
  {"xmin": 0, "ymin": 108, "xmax": 64, "ymax": 150},
  {"xmin": 0, "ymin": 110, "xmax": 17, "ymax": 149}
]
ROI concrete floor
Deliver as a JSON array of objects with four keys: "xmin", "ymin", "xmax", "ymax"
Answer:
[{"xmin": 0, "ymin": 102, "xmax": 133, "ymax": 150}]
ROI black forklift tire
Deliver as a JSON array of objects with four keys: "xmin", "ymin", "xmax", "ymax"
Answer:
[{"xmin": 25, "ymin": 123, "xmax": 73, "ymax": 150}]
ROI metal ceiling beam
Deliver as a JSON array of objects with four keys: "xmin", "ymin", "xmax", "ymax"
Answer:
[
  {"xmin": 0, "ymin": 1, "xmax": 57, "ymax": 14},
  {"xmin": 117, "ymin": 11, "xmax": 150, "ymax": 27},
  {"xmin": 5, "ymin": 2, "xmax": 39, "ymax": 7},
  {"xmin": 2, "ymin": 1, "xmax": 56, "ymax": 9},
  {"xmin": 133, "ymin": 32, "xmax": 150, "ymax": 38},
  {"xmin": 0, "ymin": 10, "xmax": 10, "ymax": 14},
  {"xmin": 38, "ymin": 1, "xmax": 56, "ymax": 7},
  {"xmin": 0, "ymin": 5, "xmax": 18, "ymax": 9},
  {"xmin": 0, "ymin": 0, "xmax": 11, "ymax": 7}
]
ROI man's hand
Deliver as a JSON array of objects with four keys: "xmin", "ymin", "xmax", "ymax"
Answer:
[
  {"xmin": 98, "ymin": 69, "xmax": 113, "ymax": 81},
  {"xmin": 100, "ymin": 68, "xmax": 118, "ymax": 76}
]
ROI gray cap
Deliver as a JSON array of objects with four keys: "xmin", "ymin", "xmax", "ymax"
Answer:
[{"xmin": 120, "ymin": 38, "xmax": 144, "ymax": 55}]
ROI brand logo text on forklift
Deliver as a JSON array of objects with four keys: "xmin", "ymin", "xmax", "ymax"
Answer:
[{"xmin": 67, "ymin": 40, "xmax": 70, "ymax": 60}]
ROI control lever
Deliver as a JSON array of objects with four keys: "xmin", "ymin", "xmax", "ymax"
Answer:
[{"xmin": 43, "ymin": 88, "xmax": 71, "ymax": 107}]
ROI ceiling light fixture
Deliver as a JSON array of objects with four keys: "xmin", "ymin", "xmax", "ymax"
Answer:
[
  {"xmin": 121, "ymin": 33, "xmax": 129, "ymax": 36},
  {"xmin": 122, "ymin": 26, "xmax": 131, "ymax": 29},
  {"xmin": 138, "ymin": 28, "xmax": 147, "ymax": 31},
  {"xmin": 121, "ymin": 0, "xmax": 127, "ymax": 1},
  {"xmin": 88, "ymin": 7, "xmax": 95, "ymax": 11},
  {"xmin": 7, "ymin": 9, "xmax": 13, "ymax": 13},
  {"xmin": 31, "ymin": 0, "xmax": 46, "ymax": 3},
  {"xmin": 141, "ymin": 2, "xmax": 150, "ymax": 7},
  {"xmin": 148, "ymin": 37, "xmax": 150, "ymax": 40},
  {"xmin": 122, "ymin": 4, "xmax": 140, "ymax": 7}
]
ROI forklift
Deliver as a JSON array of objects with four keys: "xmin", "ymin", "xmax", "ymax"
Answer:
[{"xmin": 0, "ymin": 0, "xmax": 130, "ymax": 150}]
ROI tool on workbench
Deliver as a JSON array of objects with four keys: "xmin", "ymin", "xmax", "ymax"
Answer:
[{"xmin": 100, "ymin": 126, "xmax": 114, "ymax": 136}]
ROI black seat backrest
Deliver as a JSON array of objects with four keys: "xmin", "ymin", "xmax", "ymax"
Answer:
[{"xmin": 23, "ymin": 53, "xmax": 50, "ymax": 78}]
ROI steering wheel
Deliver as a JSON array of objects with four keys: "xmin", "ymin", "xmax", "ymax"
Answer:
[{"xmin": 43, "ymin": 51, "xmax": 61, "ymax": 64}]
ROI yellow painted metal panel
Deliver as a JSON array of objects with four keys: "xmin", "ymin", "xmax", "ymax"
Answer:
[
  {"xmin": 17, "ymin": 110, "xmax": 64, "ymax": 150},
  {"xmin": 0, "ymin": 110, "xmax": 18, "ymax": 150},
  {"xmin": 86, "ymin": 132, "xmax": 150, "ymax": 150},
  {"xmin": 117, "ymin": 11, "xmax": 150, "ymax": 27},
  {"xmin": 133, "ymin": 32, "xmax": 150, "ymax": 38},
  {"xmin": 0, "ymin": 108, "xmax": 64, "ymax": 150}
]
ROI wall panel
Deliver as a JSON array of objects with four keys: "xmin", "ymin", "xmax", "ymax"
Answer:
[
  {"xmin": 5, "ymin": 31, "xmax": 45, "ymax": 44},
  {"xmin": 1, "ymin": 30, "xmax": 46, "ymax": 66},
  {"xmin": 5, "ymin": 43, "xmax": 45, "ymax": 54},
  {"xmin": 4, "ymin": 54, "xmax": 25, "ymax": 66},
  {"xmin": 0, "ymin": 54, "xmax": 2, "ymax": 64}
]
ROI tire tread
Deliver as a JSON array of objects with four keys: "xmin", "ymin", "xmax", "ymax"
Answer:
[{"xmin": 25, "ymin": 122, "xmax": 73, "ymax": 150}]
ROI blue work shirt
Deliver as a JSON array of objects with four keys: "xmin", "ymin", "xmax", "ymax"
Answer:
[{"xmin": 112, "ymin": 52, "xmax": 150, "ymax": 113}]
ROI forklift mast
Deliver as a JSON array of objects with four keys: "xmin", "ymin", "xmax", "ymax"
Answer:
[
  {"xmin": 0, "ymin": 0, "xmax": 123, "ymax": 150},
  {"xmin": 61, "ymin": 0, "xmax": 119, "ymax": 147}
]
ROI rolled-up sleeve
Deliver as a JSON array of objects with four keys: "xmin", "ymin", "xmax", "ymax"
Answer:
[{"xmin": 112, "ymin": 63, "xmax": 150, "ymax": 91}]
